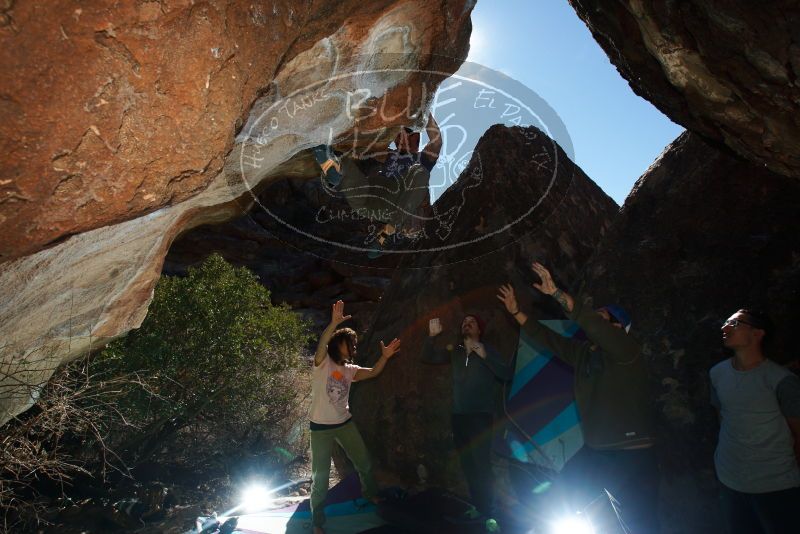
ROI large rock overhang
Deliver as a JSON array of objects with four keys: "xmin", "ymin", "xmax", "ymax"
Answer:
[
  {"xmin": 0, "ymin": 0, "xmax": 473, "ymax": 424},
  {"xmin": 568, "ymin": 0, "xmax": 800, "ymax": 178}
]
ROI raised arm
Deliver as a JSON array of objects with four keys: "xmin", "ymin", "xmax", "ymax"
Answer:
[
  {"xmin": 497, "ymin": 283, "xmax": 583, "ymax": 367},
  {"xmin": 314, "ymin": 300, "xmax": 351, "ymax": 366},
  {"xmin": 421, "ymin": 317, "xmax": 451, "ymax": 364},
  {"xmin": 353, "ymin": 338, "xmax": 402, "ymax": 381},
  {"xmin": 421, "ymin": 114, "xmax": 442, "ymax": 164},
  {"xmin": 530, "ymin": 262, "xmax": 639, "ymax": 363},
  {"xmin": 531, "ymin": 262, "xmax": 574, "ymax": 312}
]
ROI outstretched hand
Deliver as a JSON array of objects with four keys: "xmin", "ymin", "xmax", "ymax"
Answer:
[
  {"xmin": 428, "ymin": 318, "xmax": 443, "ymax": 337},
  {"xmin": 496, "ymin": 284, "xmax": 519, "ymax": 315},
  {"xmin": 531, "ymin": 262, "xmax": 558, "ymax": 295},
  {"xmin": 380, "ymin": 338, "xmax": 402, "ymax": 359},
  {"xmin": 330, "ymin": 300, "xmax": 352, "ymax": 327}
]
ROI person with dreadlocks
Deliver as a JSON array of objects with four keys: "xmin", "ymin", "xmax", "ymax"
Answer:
[
  {"xmin": 309, "ymin": 300, "xmax": 401, "ymax": 534},
  {"xmin": 497, "ymin": 262, "xmax": 658, "ymax": 533},
  {"xmin": 422, "ymin": 312, "xmax": 513, "ymax": 531}
]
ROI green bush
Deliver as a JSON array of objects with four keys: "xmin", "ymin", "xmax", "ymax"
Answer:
[{"xmin": 96, "ymin": 253, "xmax": 311, "ymax": 461}]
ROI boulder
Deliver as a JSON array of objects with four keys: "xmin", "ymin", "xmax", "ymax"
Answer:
[
  {"xmin": 345, "ymin": 277, "xmax": 392, "ymax": 302},
  {"xmin": 349, "ymin": 124, "xmax": 619, "ymax": 490},
  {"xmin": 0, "ymin": 0, "xmax": 471, "ymax": 262},
  {"xmin": 308, "ymin": 283, "xmax": 347, "ymax": 304},
  {"xmin": 0, "ymin": 0, "xmax": 472, "ymax": 424},
  {"xmin": 308, "ymin": 271, "xmax": 338, "ymax": 290},
  {"xmin": 578, "ymin": 131, "xmax": 800, "ymax": 533},
  {"xmin": 569, "ymin": 0, "xmax": 800, "ymax": 179},
  {"xmin": 164, "ymin": 167, "xmax": 403, "ymax": 352}
]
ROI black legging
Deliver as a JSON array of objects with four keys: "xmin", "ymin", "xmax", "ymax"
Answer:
[{"xmin": 451, "ymin": 412, "xmax": 495, "ymax": 517}]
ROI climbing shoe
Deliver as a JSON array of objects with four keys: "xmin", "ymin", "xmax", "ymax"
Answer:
[{"xmin": 312, "ymin": 144, "xmax": 343, "ymax": 189}]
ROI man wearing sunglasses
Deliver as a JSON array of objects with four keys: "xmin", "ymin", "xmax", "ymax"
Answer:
[{"xmin": 710, "ymin": 309, "xmax": 800, "ymax": 534}]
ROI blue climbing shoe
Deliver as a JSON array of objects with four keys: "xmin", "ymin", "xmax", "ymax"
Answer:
[{"xmin": 312, "ymin": 144, "xmax": 343, "ymax": 188}]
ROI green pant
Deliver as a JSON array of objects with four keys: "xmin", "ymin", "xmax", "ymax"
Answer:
[{"xmin": 310, "ymin": 420, "xmax": 377, "ymax": 528}]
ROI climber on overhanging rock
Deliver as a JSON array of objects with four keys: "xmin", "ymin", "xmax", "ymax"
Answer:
[
  {"xmin": 312, "ymin": 114, "xmax": 442, "ymax": 255},
  {"xmin": 421, "ymin": 313, "xmax": 512, "ymax": 532},
  {"xmin": 497, "ymin": 262, "xmax": 658, "ymax": 534}
]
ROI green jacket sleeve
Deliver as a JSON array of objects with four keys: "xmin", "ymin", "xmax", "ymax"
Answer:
[
  {"xmin": 568, "ymin": 297, "xmax": 641, "ymax": 364},
  {"xmin": 520, "ymin": 316, "xmax": 584, "ymax": 367},
  {"xmin": 421, "ymin": 337, "xmax": 451, "ymax": 365},
  {"xmin": 480, "ymin": 343, "xmax": 514, "ymax": 381}
]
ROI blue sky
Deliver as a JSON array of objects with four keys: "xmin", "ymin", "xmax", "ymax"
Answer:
[{"xmin": 429, "ymin": 0, "xmax": 683, "ymax": 205}]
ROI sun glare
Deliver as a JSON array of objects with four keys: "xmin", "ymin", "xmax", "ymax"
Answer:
[{"xmin": 467, "ymin": 25, "xmax": 490, "ymax": 64}]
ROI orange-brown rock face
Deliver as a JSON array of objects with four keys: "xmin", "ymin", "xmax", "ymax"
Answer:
[
  {"xmin": 0, "ymin": 0, "xmax": 472, "ymax": 423},
  {"xmin": 569, "ymin": 0, "xmax": 800, "ymax": 179},
  {"xmin": 0, "ymin": 0, "xmax": 459, "ymax": 262}
]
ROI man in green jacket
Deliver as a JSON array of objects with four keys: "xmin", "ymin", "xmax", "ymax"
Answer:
[
  {"xmin": 497, "ymin": 262, "xmax": 657, "ymax": 533},
  {"xmin": 422, "ymin": 313, "xmax": 512, "ymax": 528}
]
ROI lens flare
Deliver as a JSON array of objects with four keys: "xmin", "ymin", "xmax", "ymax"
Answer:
[
  {"xmin": 240, "ymin": 483, "xmax": 272, "ymax": 513},
  {"xmin": 551, "ymin": 514, "xmax": 595, "ymax": 534}
]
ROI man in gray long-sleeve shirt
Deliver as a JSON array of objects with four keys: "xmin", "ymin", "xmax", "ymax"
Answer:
[{"xmin": 422, "ymin": 314, "xmax": 512, "ymax": 523}]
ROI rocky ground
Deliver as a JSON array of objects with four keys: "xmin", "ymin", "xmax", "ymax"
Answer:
[{"xmin": 31, "ymin": 455, "xmax": 320, "ymax": 534}]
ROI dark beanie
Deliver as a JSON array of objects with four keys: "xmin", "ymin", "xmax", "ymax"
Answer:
[{"xmin": 465, "ymin": 314, "xmax": 486, "ymax": 336}]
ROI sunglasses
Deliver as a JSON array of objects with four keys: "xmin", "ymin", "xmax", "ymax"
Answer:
[{"xmin": 722, "ymin": 318, "xmax": 755, "ymax": 329}]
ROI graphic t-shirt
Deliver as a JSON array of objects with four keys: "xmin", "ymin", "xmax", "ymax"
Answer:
[{"xmin": 309, "ymin": 355, "xmax": 364, "ymax": 425}]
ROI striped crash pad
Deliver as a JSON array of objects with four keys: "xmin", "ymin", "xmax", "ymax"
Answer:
[
  {"xmin": 499, "ymin": 319, "xmax": 584, "ymax": 473},
  {"xmin": 234, "ymin": 474, "xmax": 385, "ymax": 534}
]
